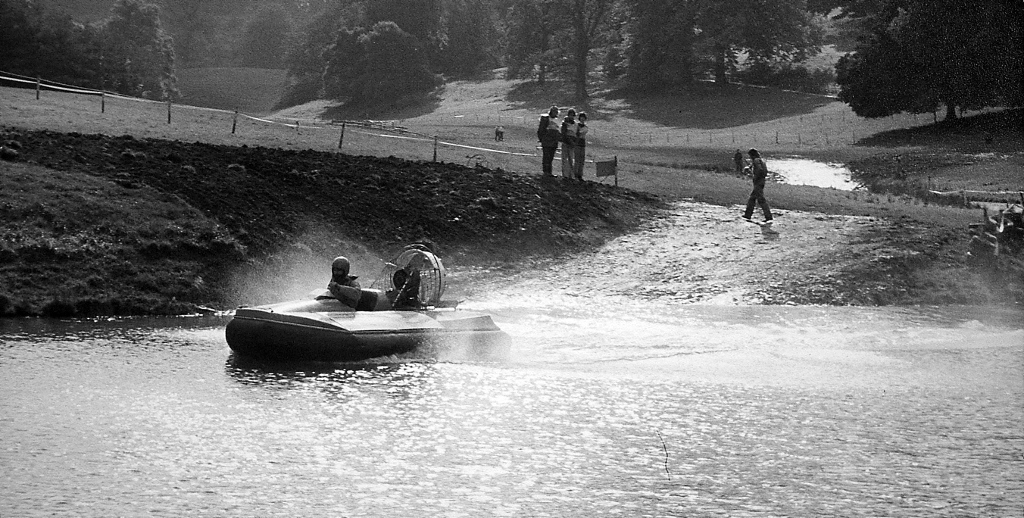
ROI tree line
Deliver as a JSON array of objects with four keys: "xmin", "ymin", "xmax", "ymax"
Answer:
[
  {"xmin": 2, "ymin": 0, "xmax": 176, "ymax": 99},
  {"xmin": 2, "ymin": 0, "xmax": 1020, "ymax": 119}
]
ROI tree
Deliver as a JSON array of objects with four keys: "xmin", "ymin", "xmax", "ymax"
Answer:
[
  {"xmin": 322, "ymin": 26, "xmax": 366, "ymax": 99},
  {"xmin": 0, "ymin": 0, "xmax": 104, "ymax": 86},
  {"xmin": 621, "ymin": 0, "xmax": 701, "ymax": 89},
  {"xmin": 349, "ymin": 21, "xmax": 441, "ymax": 105},
  {"xmin": 834, "ymin": 31, "xmax": 914, "ymax": 117},
  {"xmin": 836, "ymin": 0, "xmax": 1023, "ymax": 119},
  {"xmin": 504, "ymin": 0, "xmax": 567, "ymax": 84},
  {"xmin": 365, "ymin": 0, "xmax": 440, "ymax": 43},
  {"xmin": 566, "ymin": 0, "xmax": 613, "ymax": 99},
  {"xmin": 99, "ymin": 0, "xmax": 178, "ymax": 99},
  {"xmin": 711, "ymin": 0, "xmax": 822, "ymax": 85},
  {"xmin": 237, "ymin": 6, "xmax": 292, "ymax": 68},
  {"xmin": 320, "ymin": 21, "xmax": 441, "ymax": 106},
  {"xmin": 622, "ymin": 0, "xmax": 821, "ymax": 90},
  {"xmin": 0, "ymin": 0, "xmax": 45, "ymax": 75},
  {"xmin": 432, "ymin": 0, "xmax": 500, "ymax": 78},
  {"xmin": 154, "ymin": 0, "xmax": 218, "ymax": 66},
  {"xmin": 503, "ymin": 0, "xmax": 612, "ymax": 99},
  {"xmin": 280, "ymin": 1, "xmax": 363, "ymax": 106}
]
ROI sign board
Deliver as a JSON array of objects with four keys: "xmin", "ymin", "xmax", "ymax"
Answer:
[{"xmin": 596, "ymin": 156, "xmax": 617, "ymax": 177}]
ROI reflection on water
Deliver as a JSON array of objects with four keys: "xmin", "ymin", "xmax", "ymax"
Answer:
[
  {"xmin": 770, "ymin": 157, "xmax": 858, "ymax": 190},
  {"xmin": 1, "ymin": 305, "xmax": 1022, "ymax": 517}
]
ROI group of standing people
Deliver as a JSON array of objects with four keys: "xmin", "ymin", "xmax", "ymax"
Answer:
[
  {"xmin": 536, "ymin": 109, "xmax": 771, "ymax": 224},
  {"xmin": 537, "ymin": 105, "xmax": 588, "ymax": 180}
]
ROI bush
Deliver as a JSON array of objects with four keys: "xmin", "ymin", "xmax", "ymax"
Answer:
[
  {"xmin": 734, "ymin": 62, "xmax": 836, "ymax": 95},
  {"xmin": 41, "ymin": 298, "xmax": 76, "ymax": 317}
]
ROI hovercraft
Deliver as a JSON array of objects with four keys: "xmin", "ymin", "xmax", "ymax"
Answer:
[{"xmin": 225, "ymin": 247, "xmax": 509, "ymax": 362}]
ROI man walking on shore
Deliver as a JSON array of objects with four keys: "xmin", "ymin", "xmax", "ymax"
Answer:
[{"xmin": 742, "ymin": 148, "xmax": 773, "ymax": 224}]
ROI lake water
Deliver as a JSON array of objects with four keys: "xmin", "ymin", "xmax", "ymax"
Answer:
[
  {"xmin": 2, "ymin": 302, "xmax": 1021, "ymax": 517},
  {"xmin": 769, "ymin": 158, "xmax": 858, "ymax": 191}
]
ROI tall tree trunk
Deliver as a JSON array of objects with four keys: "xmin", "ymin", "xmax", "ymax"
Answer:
[
  {"xmin": 714, "ymin": 47, "xmax": 728, "ymax": 85},
  {"xmin": 573, "ymin": 10, "xmax": 589, "ymax": 100},
  {"xmin": 538, "ymin": 29, "xmax": 549, "ymax": 85}
]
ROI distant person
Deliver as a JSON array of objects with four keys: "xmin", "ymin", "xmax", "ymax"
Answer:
[
  {"xmin": 734, "ymin": 149, "xmax": 744, "ymax": 173},
  {"xmin": 537, "ymin": 105, "xmax": 561, "ymax": 177},
  {"xmin": 494, "ymin": 125, "xmax": 504, "ymax": 142},
  {"xmin": 573, "ymin": 112, "xmax": 588, "ymax": 180},
  {"xmin": 327, "ymin": 256, "xmax": 361, "ymax": 308},
  {"xmin": 742, "ymin": 148, "xmax": 774, "ymax": 224},
  {"xmin": 560, "ymin": 108, "xmax": 579, "ymax": 178}
]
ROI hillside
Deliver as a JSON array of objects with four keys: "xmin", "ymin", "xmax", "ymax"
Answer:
[{"xmin": 176, "ymin": 68, "xmax": 288, "ymax": 114}]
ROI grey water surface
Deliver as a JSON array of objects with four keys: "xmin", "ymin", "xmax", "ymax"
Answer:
[
  {"xmin": 769, "ymin": 158, "xmax": 857, "ymax": 191},
  {"xmin": 2, "ymin": 303, "xmax": 1022, "ymax": 517}
]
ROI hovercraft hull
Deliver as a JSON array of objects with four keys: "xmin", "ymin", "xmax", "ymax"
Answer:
[{"xmin": 225, "ymin": 297, "xmax": 509, "ymax": 362}]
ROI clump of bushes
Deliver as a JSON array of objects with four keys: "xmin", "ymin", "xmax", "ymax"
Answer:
[{"xmin": 734, "ymin": 62, "xmax": 836, "ymax": 95}]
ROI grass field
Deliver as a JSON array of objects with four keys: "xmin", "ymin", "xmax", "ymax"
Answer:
[{"xmin": 175, "ymin": 68, "xmax": 289, "ymax": 115}]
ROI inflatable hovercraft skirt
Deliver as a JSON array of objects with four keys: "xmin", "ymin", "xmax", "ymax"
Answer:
[{"xmin": 225, "ymin": 292, "xmax": 510, "ymax": 362}]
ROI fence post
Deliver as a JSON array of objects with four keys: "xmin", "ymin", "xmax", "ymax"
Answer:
[
  {"xmin": 338, "ymin": 122, "xmax": 346, "ymax": 149},
  {"xmin": 167, "ymin": 100, "xmax": 171, "ymax": 124},
  {"xmin": 433, "ymin": 135, "xmax": 438, "ymax": 162},
  {"xmin": 101, "ymin": 92, "xmax": 105, "ymax": 113},
  {"xmin": 231, "ymin": 110, "xmax": 238, "ymax": 134}
]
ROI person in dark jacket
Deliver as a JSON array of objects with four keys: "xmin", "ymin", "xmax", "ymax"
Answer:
[
  {"xmin": 742, "ymin": 148, "xmax": 773, "ymax": 224},
  {"xmin": 327, "ymin": 256, "xmax": 361, "ymax": 308},
  {"xmin": 733, "ymin": 149, "xmax": 744, "ymax": 173},
  {"xmin": 391, "ymin": 255, "xmax": 426, "ymax": 309},
  {"xmin": 537, "ymin": 105, "xmax": 561, "ymax": 177}
]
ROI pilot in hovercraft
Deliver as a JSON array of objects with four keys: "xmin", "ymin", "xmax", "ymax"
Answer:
[{"xmin": 327, "ymin": 256, "xmax": 361, "ymax": 308}]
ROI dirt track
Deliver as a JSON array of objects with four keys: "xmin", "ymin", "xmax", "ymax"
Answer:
[{"xmin": 465, "ymin": 201, "xmax": 925, "ymax": 306}]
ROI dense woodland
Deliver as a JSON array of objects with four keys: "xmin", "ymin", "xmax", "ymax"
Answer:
[{"xmin": 2, "ymin": 0, "xmax": 1022, "ymax": 118}]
